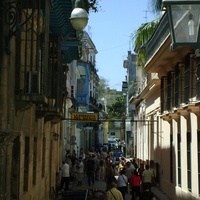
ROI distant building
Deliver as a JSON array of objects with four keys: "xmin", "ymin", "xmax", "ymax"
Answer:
[{"xmin": 123, "ymin": 51, "xmax": 138, "ymax": 156}]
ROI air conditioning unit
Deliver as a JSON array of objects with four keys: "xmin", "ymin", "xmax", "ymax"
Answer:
[{"xmin": 26, "ymin": 71, "xmax": 39, "ymax": 94}]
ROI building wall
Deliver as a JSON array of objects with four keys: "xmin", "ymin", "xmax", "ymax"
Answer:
[
  {"xmin": 158, "ymin": 111, "xmax": 199, "ymax": 200},
  {"xmin": 0, "ymin": 1, "xmax": 73, "ymax": 199},
  {"xmin": 0, "ymin": 104, "xmax": 63, "ymax": 200},
  {"xmin": 142, "ymin": 15, "xmax": 200, "ymax": 199}
]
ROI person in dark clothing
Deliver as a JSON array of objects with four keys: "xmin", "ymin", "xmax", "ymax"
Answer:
[
  {"xmin": 137, "ymin": 184, "xmax": 156, "ymax": 200},
  {"xmin": 104, "ymin": 163, "xmax": 115, "ymax": 191},
  {"xmin": 86, "ymin": 154, "xmax": 95, "ymax": 186},
  {"xmin": 138, "ymin": 163, "xmax": 145, "ymax": 179},
  {"xmin": 132, "ymin": 159, "xmax": 138, "ymax": 169}
]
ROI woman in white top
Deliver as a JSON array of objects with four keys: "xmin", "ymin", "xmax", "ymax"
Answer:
[{"xmin": 117, "ymin": 168, "xmax": 128, "ymax": 199}]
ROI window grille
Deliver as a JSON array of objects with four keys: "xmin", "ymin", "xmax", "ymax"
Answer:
[
  {"xmin": 184, "ymin": 55, "xmax": 190, "ymax": 103},
  {"xmin": 175, "ymin": 64, "xmax": 180, "ymax": 107},
  {"xmin": 161, "ymin": 77, "xmax": 167, "ymax": 113},
  {"xmin": 167, "ymin": 72, "xmax": 172, "ymax": 111}
]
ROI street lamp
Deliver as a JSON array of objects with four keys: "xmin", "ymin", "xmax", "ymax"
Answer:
[
  {"xmin": 162, "ymin": 0, "xmax": 200, "ymax": 52},
  {"xmin": 70, "ymin": 0, "xmax": 89, "ymax": 31}
]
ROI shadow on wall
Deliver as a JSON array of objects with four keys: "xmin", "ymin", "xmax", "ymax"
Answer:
[{"xmin": 135, "ymin": 145, "xmax": 198, "ymax": 200}]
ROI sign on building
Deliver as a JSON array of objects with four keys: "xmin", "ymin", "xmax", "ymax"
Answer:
[{"xmin": 72, "ymin": 112, "xmax": 98, "ymax": 121}]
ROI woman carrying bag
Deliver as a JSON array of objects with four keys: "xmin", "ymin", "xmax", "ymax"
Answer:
[{"xmin": 117, "ymin": 168, "xmax": 128, "ymax": 200}]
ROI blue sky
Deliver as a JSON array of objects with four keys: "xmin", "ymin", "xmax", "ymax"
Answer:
[{"xmin": 86, "ymin": 0, "xmax": 157, "ymax": 91}]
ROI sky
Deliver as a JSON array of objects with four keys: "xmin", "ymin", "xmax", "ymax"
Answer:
[{"xmin": 86, "ymin": 0, "xmax": 157, "ymax": 91}]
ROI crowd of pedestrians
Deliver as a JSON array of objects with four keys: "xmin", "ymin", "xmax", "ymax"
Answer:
[{"xmin": 57, "ymin": 147, "xmax": 157, "ymax": 200}]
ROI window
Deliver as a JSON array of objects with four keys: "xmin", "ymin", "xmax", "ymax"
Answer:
[
  {"xmin": 178, "ymin": 133, "xmax": 181, "ymax": 187},
  {"xmin": 161, "ymin": 77, "xmax": 167, "ymax": 113},
  {"xmin": 71, "ymin": 85, "xmax": 74, "ymax": 98},
  {"xmin": 187, "ymin": 132, "xmax": 191, "ymax": 191},
  {"xmin": 11, "ymin": 137, "xmax": 20, "ymax": 197},
  {"xmin": 167, "ymin": 71, "xmax": 174, "ymax": 111},
  {"xmin": 184, "ymin": 55, "xmax": 190, "ymax": 103},
  {"xmin": 33, "ymin": 137, "xmax": 37, "ymax": 185},
  {"xmin": 198, "ymin": 130, "xmax": 200, "ymax": 196},
  {"xmin": 24, "ymin": 137, "xmax": 29, "ymax": 191},
  {"xmin": 77, "ymin": 76, "xmax": 86, "ymax": 94},
  {"xmin": 170, "ymin": 133, "xmax": 173, "ymax": 183},
  {"xmin": 175, "ymin": 64, "xmax": 180, "ymax": 107},
  {"xmin": 42, "ymin": 137, "xmax": 46, "ymax": 177},
  {"xmin": 196, "ymin": 59, "xmax": 200, "ymax": 99}
]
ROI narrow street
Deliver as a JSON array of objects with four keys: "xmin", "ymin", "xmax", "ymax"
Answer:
[{"xmin": 54, "ymin": 175, "xmax": 171, "ymax": 200}]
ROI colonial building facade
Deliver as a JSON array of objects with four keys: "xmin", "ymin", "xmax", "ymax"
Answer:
[
  {"xmin": 130, "ymin": 13, "xmax": 200, "ymax": 199},
  {"xmin": 0, "ymin": 0, "xmax": 99, "ymax": 199}
]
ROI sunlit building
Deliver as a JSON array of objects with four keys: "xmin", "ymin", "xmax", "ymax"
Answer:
[{"xmin": 130, "ymin": 12, "xmax": 200, "ymax": 200}]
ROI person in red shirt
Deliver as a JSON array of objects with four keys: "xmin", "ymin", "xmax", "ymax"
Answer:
[{"xmin": 130, "ymin": 169, "xmax": 141, "ymax": 200}]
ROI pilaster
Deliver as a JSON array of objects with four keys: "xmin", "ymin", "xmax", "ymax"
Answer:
[{"xmin": 0, "ymin": 130, "xmax": 19, "ymax": 200}]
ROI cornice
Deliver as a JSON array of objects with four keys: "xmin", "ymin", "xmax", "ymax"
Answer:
[
  {"xmin": 140, "ymin": 79, "xmax": 160, "ymax": 100},
  {"xmin": 175, "ymin": 108, "xmax": 189, "ymax": 119},
  {"xmin": 169, "ymin": 112, "xmax": 180, "ymax": 121},
  {"xmin": 161, "ymin": 113, "xmax": 172, "ymax": 122},
  {"xmin": 185, "ymin": 105, "xmax": 200, "ymax": 116}
]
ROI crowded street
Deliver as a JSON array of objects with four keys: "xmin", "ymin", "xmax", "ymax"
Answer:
[
  {"xmin": 50, "ymin": 149, "xmax": 171, "ymax": 200},
  {"xmin": 1, "ymin": 0, "xmax": 200, "ymax": 199}
]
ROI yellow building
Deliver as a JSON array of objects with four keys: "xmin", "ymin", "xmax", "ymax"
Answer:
[{"xmin": 0, "ymin": 0, "xmax": 84, "ymax": 199}]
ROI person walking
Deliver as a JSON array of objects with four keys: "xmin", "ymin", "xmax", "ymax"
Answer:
[
  {"xmin": 117, "ymin": 168, "xmax": 128, "ymax": 200},
  {"xmin": 76, "ymin": 157, "xmax": 84, "ymax": 186},
  {"xmin": 138, "ymin": 163, "xmax": 145, "ymax": 179},
  {"xmin": 125, "ymin": 161, "xmax": 134, "ymax": 193},
  {"xmin": 60, "ymin": 161, "xmax": 70, "ymax": 191},
  {"xmin": 142, "ymin": 165, "xmax": 155, "ymax": 191},
  {"xmin": 93, "ymin": 154, "xmax": 100, "ymax": 181},
  {"xmin": 107, "ymin": 181, "xmax": 123, "ymax": 200},
  {"xmin": 86, "ymin": 154, "xmax": 95, "ymax": 186},
  {"xmin": 99, "ymin": 155, "xmax": 105, "ymax": 180},
  {"xmin": 130, "ymin": 170, "xmax": 141, "ymax": 200},
  {"xmin": 132, "ymin": 159, "xmax": 138, "ymax": 170},
  {"xmin": 136, "ymin": 184, "xmax": 156, "ymax": 200},
  {"xmin": 104, "ymin": 163, "xmax": 115, "ymax": 190},
  {"xmin": 118, "ymin": 158, "xmax": 125, "ymax": 172}
]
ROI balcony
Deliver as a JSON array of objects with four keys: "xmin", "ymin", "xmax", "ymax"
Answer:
[
  {"xmin": 50, "ymin": 0, "xmax": 80, "ymax": 63},
  {"xmin": 145, "ymin": 12, "xmax": 193, "ymax": 75},
  {"xmin": 146, "ymin": 13, "xmax": 170, "ymax": 63},
  {"xmin": 129, "ymin": 73, "xmax": 159, "ymax": 104}
]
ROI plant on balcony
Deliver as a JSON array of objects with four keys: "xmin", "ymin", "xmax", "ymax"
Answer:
[
  {"xmin": 128, "ymin": 81, "xmax": 138, "ymax": 98},
  {"xmin": 133, "ymin": 19, "xmax": 160, "ymax": 67},
  {"xmin": 132, "ymin": 0, "xmax": 162, "ymax": 67}
]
